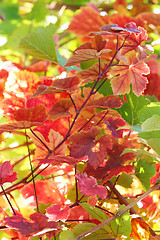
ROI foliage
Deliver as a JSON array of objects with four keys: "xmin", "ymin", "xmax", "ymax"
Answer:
[{"xmin": 0, "ymin": 0, "xmax": 160, "ymax": 239}]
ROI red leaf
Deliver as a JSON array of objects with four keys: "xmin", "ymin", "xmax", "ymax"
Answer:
[
  {"xmin": 21, "ymin": 180, "xmax": 70, "ymax": 205},
  {"xmin": 111, "ymin": 51, "xmax": 150, "ymax": 96},
  {"xmin": 75, "ymin": 172, "xmax": 107, "ymax": 199},
  {"xmin": 0, "ymin": 161, "xmax": 17, "ymax": 185},
  {"xmin": 69, "ymin": 126, "xmax": 112, "ymax": 169},
  {"xmin": 85, "ymin": 138, "xmax": 135, "ymax": 180},
  {"xmin": 48, "ymin": 99, "xmax": 72, "ymax": 120},
  {"xmin": 13, "ymin": 104, "xmax": 48, "ymax": 122},
  {"xmin": 68, "ymin": 6, "xmax": 107, "ymax": 36},
  {"xmin": 105, "ymin": 116, "xmax": 126, "ymax": 138},
  {"xmin": 26, "ymin": 60, "xmax": 49, "ymax": 73},
  {"xmin": 4, "ymin": 213, "xmax": 58, "ymax": 236},
  {"xmin": 46, "ymin": 204, "xmax": 70, "ymax": 221}
]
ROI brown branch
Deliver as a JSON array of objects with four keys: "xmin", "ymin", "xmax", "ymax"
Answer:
[{"xmin": 76, "ymin": 182, "xmax": 160, "ymax": 240}]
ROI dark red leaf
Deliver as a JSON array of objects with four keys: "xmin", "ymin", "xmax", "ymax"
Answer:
[
  {"xmin": 105, "ymin": 116, "xmax": 126, "ymax": 138},
  {"xmin": 70, "ymin": 126, "xmax": 112, "ymax": 169}
]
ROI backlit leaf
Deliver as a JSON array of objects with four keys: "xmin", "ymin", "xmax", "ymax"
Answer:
[
  {"xmin": 135, "ymin": 159, "xmax": 156, "ymax": 191},
  {"xmin": 70, "ymin": 126, "xmax": 112, "ymax": 169},
  {"xmin": 13, "ymin": 104, "xmax": 48, "ymax": 122},
  {"xmin": 0, "ymin": 121, "xmax": 43, "ymax": 134},
  {"xmin": 64, "ymin": 48, "xmax": 110, "ymax": 67},
  {"xmin": 0, "ymin": 161, "xmax": 17, "ymax": 185},
  {"xmin": 75, "ymin": 173, "xmax": 107, "ymax": 199},
  {"xmin": 104, "ymin": 116, "xmax": 126, "ymax": 138},
  {"xmin": 46, "ymin": 204, "xmax": 70, "ymax": 221},
  {"xmin": 48, "ymin": 99, "xmax": 72, "ymax": 120},
  {"xmin": 78, "ymin": 62, "xmax": 108, "ymax": 85},
  {"xmin": 4, "ymin": 213, "xmax": 58, "ymax": 236},
  {"xmin": 19, "ymin": 25, "xmax": 57, "ymax": 63},
  {"xmin": 111, "ymin": 51, "xmax": 150, "ymax": 96}
]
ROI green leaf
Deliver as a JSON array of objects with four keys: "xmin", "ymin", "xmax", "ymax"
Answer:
[
  {"xmin": 79, "ymin": 203, "xmax": 132, "ymax": 239},
  {"xmin": 141, "ymin": 115, "xmax": 160, "ymax": 132},
  {"xmin": 117, "ymin": 91, "xmax": 150, "ymax": 125},
  {"xmin": 19, "ymin": 24, "xmax": 57, "ymax": 63},
  {"xmin": 122, "ymin": 148, "xmax": 160, "ymax": 161},
  {"xmin": 138, "ymin": 102, "xmax": 160, "ymax": 122},
  {"xmin": 135, "ymin": 159, "xmax": 156, "ymax": 191},
  {"xmin": 80, "ymin": 203, "xmax": 108, "ymax": 222},
  {"xmin": 59, "ymin": 230, "xmax": 76, "ymax": 240},
  {"xmin": 146, "ymin": 138, "xmax": 160, "ymax": 156},
  {"xmin": 117, "ymin": 172, "xmax": 133, "ymax": 188},
  {"xmin": 26, "ymin": 0, "xmax": 47, "ymax": 22}
]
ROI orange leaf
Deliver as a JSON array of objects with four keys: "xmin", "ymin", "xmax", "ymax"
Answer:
[
  {"xmin": 111, "ymin": 51, "xmax": 150, "ymax": 96},
  {"xmin": 48, "ymin": 99, "xmax": 72, "ymax": 120},
  {"xmin": 85, "ymin": 95, "xmax": 123, "ymax": 109},
  {"xmin": 64, "ymin": 48, "xmax": 110, "ymax": 67},
  {"xmin": 0, "ymin": 122, "xmax": 43, "ymax": 133},
  {"xmin": 69, "ymin": 126, "xmax": 112, "ymax": 169},
  {"xmin": 94, "ymin": 34, "xmax": 106, "ymax": 52},
  {"xmin": 28, "ymin": 129, "xmax": 67, "ymax": 160},
  {"xmin": 68, "ymin": 6, "xmax": 107, "ymax": 36},
  {"xmin": 13, "ymin": 104, "xmax": 48, "ymax": 122},
  {"xmin": 26, "ymin": 60, "xmax": 49, "ymax": 73},
  {"xmin": 130, "ymin": 218, "xmax": 149, "ymax": 240},
  {"xmin": 78, "ymin": 62, "xmax": 108, "ymax": 85}
]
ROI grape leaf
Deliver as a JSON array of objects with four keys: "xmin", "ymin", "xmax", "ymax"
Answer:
[
  {"xmin": 19, "ymin": 24, "xmax": 57, "ymax": 63},
  {"xmin": 75, "ymin": 173, "xmax": 107, "ymax": 199},
  {"xmin": 69, "ymin": 126, "xmax": 112, "ymax": 169},
  {"xmin": 0, "ymin": 161, "xmax": 17, "ymax": 185},
  {"xmin": 111, "ymin": 51, "xmax": 150, "ymax": 96},
  {"xmin": 135, "ymin": 159, "xmax": 156, "ymax": 191},
  {"xmin": 46, "ymin": 204, "xmax": 70, "ymax": 221}
]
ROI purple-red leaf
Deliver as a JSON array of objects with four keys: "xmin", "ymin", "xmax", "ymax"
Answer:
[
  {"xmin": 75, "ymin": 172, "xmax": 107, "ymax": 199},
  {"xmin": 46, "ymin": 204, "xmax": 70, "ymax": 221}
]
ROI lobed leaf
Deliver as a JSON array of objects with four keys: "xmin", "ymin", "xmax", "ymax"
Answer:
[{"xmin": 19, "ymin": 24, "xmax": 57, "ymax": 63}]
